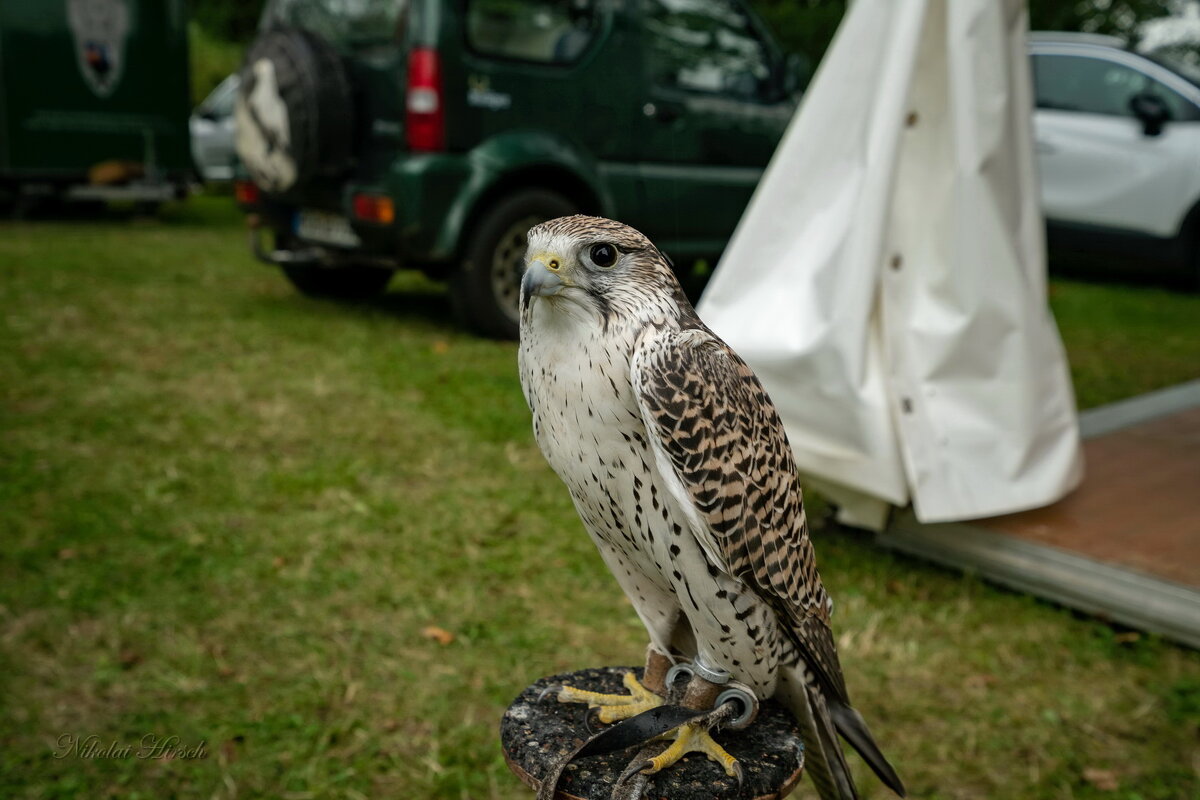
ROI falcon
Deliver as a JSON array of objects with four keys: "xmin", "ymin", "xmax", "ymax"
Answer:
[{"xmin": 518, "ymin": 216, "xmax": 905, "ymax": 799}]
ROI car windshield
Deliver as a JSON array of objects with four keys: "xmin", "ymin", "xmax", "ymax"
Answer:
[
  {"xmin": 1144, "ymin": 45, "xmax": 1200, "ymax": 89},
  {"xmin": 199, "ymin": 75, "xmax": 240, "ymax": 117},
  {"xmin": 260, "ymin": 0, "xmax": 407, "ymax": 44}
]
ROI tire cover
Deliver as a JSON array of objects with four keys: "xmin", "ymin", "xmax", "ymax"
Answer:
[{"xmin": 234, "ymin": 27, "xmax": 353, "ymax": 193}]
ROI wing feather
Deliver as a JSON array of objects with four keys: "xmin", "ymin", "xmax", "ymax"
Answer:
[{"xmin": 630, "ymin": 327, "xmax": 849, "ymax": 703}]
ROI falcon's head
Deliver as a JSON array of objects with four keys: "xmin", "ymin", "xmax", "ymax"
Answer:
[{"xmin": 520, "ymin": 215, "xmax": 688, "ymax": 323}]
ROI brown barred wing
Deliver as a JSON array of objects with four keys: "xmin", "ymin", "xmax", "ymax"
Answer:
[{"xmin": 631, "ymin": 327, "xmax": 849, "ymax": 704}]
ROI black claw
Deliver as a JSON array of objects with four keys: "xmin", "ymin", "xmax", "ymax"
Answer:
[
  {"xmin": 731, "ymin": 760, "xmax": 744, "ymax": 790},
  {"xmin": 584, "ymin": 706, "xmax": 605, "ymax": 733},
  {"xmin": 536, "ymin": 684, "xmax": 563, "ymax": 703},
  {"xmin": 617, "ymin": 759, "xmax": 652, "ymax": 786}
]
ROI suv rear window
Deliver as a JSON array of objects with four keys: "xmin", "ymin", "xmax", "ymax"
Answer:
[
  {"xmin": 644, "ymin": 0, "xmax": 772, "ymax": 100},
  {"xmin": 465, "ymin": 0, "xmax": 597, "ymax": 64},
  {"xmin": 262, "ymin": 0, "xmax": 407, "ymax": 44}
]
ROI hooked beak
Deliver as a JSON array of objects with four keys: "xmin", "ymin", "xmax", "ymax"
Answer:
[{"xmin": 521, "ymin": 257, "xmax": 566, "ymax": 305}]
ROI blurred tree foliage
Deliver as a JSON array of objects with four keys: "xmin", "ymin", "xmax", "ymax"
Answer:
[
  {"xmin": 191, "ymin": 1, "xmax": 265, "ymax": 43},
  {"xmin": 193, "ymin": 0, "xmax": 1177, "ymax": 55},
  {"xmin": 750, "ymin": 0, "xmax": 1177, "ymax": 64},
  {"xmin": 748, "ymin": 0, "xmax": 844, "ymax": 66},
  {"xmin": 1029, "ymin": 0, "xmax": 1180, "ymax": 44}
]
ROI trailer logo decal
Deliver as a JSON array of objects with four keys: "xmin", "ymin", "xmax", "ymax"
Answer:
[{"xmin": 67, "ymin": 0, "xmax": 131, "ymax": 97}]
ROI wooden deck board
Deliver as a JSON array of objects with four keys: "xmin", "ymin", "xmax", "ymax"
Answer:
[
  {"xmin": 879, "ymin": 382, "xmax": 1200, "ymax": 647},
  {"xmin": 977, "ymin": 407, "xmax": 1200, "ymax": 588}
]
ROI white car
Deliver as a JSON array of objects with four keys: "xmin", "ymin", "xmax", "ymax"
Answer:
[
  {"xmin": 189, "ymin": 74, "xmax": 240, "ymax": 183},
  {"xmin": 1030, "ymin": 33, "xmax": 1200, "ymax": 286}
]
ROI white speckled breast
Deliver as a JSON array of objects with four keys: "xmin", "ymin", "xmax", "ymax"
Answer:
[{"xmin": 519, "ymin": 303, "xmax": 784, "ymax": 695}]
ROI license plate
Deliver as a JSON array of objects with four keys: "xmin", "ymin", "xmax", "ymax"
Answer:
[{"xmin": 294, "ymin": 209, "xmax": 361, "ymax": 248}]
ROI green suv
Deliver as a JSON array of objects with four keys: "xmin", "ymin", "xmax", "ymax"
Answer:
[{"xmin": 234, "ymin": 0, "xmax": 799, "ymax": 338}]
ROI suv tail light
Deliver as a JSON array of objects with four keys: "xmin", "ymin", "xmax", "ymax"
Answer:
[
  {"xmin": 234, "ymin": 179, "xmax": 261, "ymax": 206},
  {"xmin": 406, "ymin": 47, "xmax": 445, "ymax": 152},
  {"xmin": 352, "ymin": 193, "xmax": 395, "ymax": 224}
]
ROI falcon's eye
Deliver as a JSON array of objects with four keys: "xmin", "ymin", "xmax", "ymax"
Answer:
[{"xmin": 589, "ymin": 243, "xmax": 618, "ymax": 268}]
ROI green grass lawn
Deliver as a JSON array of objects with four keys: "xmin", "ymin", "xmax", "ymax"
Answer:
[{"xmin": 1, "ymin": 198, "xmax": 1198, "ymax": 799}]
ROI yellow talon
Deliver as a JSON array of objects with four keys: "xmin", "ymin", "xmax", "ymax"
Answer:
[
  {"xmin": 643, "ymin": 721, "xmax": 739, "ymax": 778},
  {"xmin": 553, "ymin": 672, "xmax": 664, "ymax": 723},
  {"xmin": 549, "ymin": 671, "xmax": 742, "ymax": 781}
]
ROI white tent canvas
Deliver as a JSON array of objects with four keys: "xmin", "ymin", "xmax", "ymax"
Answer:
[{"xmin": 697, "ymin": 0, "xmax": 1083, "ymax": 529}]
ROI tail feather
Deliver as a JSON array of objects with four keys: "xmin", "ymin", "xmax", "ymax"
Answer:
[
  {"xmin": 778, "ymin": 665, "xmax": 906, "ymax": 799},
  {"xmin": 777, "ymin": 669, "xmax": 858, "ymax": 800},
  {"xmin": 830, "ymin": 702, "xmax": 907, "ymax": 797}
]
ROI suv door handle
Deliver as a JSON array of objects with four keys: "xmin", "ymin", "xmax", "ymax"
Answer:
[{"xmin": 643, "ymin": 101, "xmax": 683, "ymax": 123}]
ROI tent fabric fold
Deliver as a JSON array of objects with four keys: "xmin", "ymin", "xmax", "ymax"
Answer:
[{"xmin": 697, "ymin": 0, "xmax": 1083, "ymax": 528}]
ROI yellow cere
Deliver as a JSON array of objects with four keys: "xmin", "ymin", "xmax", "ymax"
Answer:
[{"xmin": 529, "ymin": 252, "xmax": 562, "ymax": 271}]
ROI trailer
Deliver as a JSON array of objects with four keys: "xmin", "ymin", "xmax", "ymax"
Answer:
[{"xmin": 0, "ymin": 0, "xmax": 194, "ymax": 210}]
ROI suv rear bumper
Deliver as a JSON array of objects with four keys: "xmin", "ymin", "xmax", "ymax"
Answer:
[
  {"xmin": 247, "ymin": 213, "xmax": 398, "ymax": 269},
  {"xmin": 248, "ymin": 215, "xmax": 322, "ymax": 267},
  {"xmin": 239, "ymin": 153, "xmax": 473, "ymax": 268}
]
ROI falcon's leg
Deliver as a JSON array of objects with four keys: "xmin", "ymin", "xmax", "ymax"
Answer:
[{"xmin": 544, "ymin": 648, "xmax": 671, "ymax": 723}]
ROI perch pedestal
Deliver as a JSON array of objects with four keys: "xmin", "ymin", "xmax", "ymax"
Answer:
[{"xmin": 501, "ymin": 667, "xmax": 805, "ymax": 800}]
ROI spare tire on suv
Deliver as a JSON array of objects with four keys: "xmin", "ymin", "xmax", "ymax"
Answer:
[{"xmin": 234, "ymin": 27, "xmax": 354, "ymax": 194}]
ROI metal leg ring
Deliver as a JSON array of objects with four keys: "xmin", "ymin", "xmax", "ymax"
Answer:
[
  {"xmin": 714, "ymin": 685, "xmax": 759, "ymax": 730},
  {"xmin": 664, "ymin": 662, "xmax": 694, "ymax": 689}
]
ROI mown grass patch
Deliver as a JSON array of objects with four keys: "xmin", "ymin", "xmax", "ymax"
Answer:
[
  {"xmin": 1049, "ymin": 279, "xmax": 1200, "ymax": 409},
  {"xmin": 1, "ymin": 198, "xmax": 1197, "ymax": 799}
]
